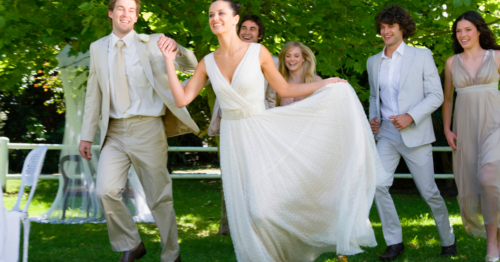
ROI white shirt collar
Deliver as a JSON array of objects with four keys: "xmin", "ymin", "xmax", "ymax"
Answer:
[
  {"xmin": 110, "ymin": 30, "xmax": 136, "ymax": 49},
  {"xmin": 382, "ymin": 41, "xmax": 406, "ymax": 59}
]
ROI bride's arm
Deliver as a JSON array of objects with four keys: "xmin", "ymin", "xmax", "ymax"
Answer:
[
  {"xmin": 259, "ymin": 46, "xmax": 345, "ymax": 97},
  {"xmin": 158, "ymin": 36, "xmax": 208, "ymax": 108}
]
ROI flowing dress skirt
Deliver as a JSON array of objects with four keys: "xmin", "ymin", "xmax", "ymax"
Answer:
[
  {"xmin": 453, "ymin": 85, "xmax": 500, "ymax": 238},
  {"xmin": 220, "ymin": 84, "xmax": 387, "ymax": 261}
]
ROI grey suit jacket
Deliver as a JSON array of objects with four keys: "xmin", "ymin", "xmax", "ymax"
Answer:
[
  {"xmin": 367, "ymin": 45, "xmax": 443, "ymax": 148},
  {"xmin": 81, "ymin": 32, "xmax": 200, "ymax": 150}
]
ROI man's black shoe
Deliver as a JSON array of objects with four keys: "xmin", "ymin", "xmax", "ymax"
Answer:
[
  {"xmin": 379, "ymin": 243, "xmax": 405, "ymax": 261},
  {"xmin": 441, "ymin": 237, "xmax": 457, "ymax": 257}
]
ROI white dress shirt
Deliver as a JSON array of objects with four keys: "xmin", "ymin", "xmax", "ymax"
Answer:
[
  {"xmin": 108, "ymin": 30, "xmax": 166, "ymax": 119},
  {"xmin": 378, "ymin": 41, "xmax": 405, "ymax": 121}
]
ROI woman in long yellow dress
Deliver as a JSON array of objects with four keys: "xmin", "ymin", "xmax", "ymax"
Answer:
[{"xmin": 442, "ymin": 11, "xmax": 500, "ymax": 262}]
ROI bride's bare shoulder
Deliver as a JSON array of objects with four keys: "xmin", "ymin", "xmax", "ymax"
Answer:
[{"xmin": 258, "ymin": 44, "xmax": 273, "ymax": 64}]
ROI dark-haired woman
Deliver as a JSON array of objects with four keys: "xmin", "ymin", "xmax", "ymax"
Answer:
[
  {"xmin": 443, "ymin": 11, "xmax": 500, "ymax": 262},
  {"xmin": 158, "ymin": 0, "xmax": 388, "ymax": 261}
]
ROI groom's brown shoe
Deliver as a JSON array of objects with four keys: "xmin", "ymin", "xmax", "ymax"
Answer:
[
  {"xmin": 118, "ymin": 242, "xmax": 146, "ymax": 262},
  {"xmin": 379, "ymin": 243, "xmax": 404, "ymax": 261}
]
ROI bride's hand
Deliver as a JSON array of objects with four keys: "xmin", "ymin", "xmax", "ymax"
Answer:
[
  {"xmin": 157, "ymin": 34, "xmax": 178, "ymax": 63},
  {"xmin": 325, "ymin": 77, "xmax": 347, "ymax": 85}
]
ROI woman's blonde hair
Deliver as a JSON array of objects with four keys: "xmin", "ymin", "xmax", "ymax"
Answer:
[{"xmin": 278, "ymin": 41, "xmax": 317, "ymax": 84}]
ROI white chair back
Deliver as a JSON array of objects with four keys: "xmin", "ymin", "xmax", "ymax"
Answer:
[
  {"xmin": 0, "ymin": 185, "xmax": 7, "ymax": 261},
  {"xmin": 11, "ymin": 146, "xmax": 48, "ymax": 212}
]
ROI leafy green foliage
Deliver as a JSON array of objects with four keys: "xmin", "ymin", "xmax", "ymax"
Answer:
[
  {"xmin": 0, "ymin": 74, "xmax": 65, "ymax": 174},
  {"xmin": 3, "ymin": 0, "xmax": 498, "ymax": 91},
  {"xmin": 0, "ymin": 0, "xmax": 499, "ymax": 164}
]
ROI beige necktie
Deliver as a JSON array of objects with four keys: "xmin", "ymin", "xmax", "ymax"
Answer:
[{"xmin": 114, "ymin": 40, "xmax": 130, "ymax": 114}]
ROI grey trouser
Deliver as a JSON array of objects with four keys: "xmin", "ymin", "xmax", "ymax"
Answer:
[{"xmin": 375, "ymin": 121, "xmax": 455, "ymax": 246}]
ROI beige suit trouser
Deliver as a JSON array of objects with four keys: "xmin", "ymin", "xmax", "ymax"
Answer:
[
  {"xmin": 96, "ymin": 116, "xmax": 179, "ymax": 262},
  {"xmin": 375, "ymin": 121, "xmax": 455, "ymax": 247}
]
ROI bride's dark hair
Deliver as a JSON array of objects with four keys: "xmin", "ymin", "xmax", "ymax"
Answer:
[
  {"xmin": 452, "ymin": 11, "xmax": 500, "ymax": 54},
  {"xmin": 212, "ymin": 0, "xmax": 241, "ymax": 16}
]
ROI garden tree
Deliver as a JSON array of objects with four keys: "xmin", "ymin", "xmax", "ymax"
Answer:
[{"xmin": 0, "ymin": 0, "xmax": 499, "ymax": 233}]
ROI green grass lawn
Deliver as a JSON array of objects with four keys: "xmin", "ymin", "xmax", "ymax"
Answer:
[{"xmin": 2, "ymin": 179, "xmax": 487, "ymax": 261}]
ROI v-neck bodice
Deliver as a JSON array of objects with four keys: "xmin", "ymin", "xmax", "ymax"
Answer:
[
  {"xmin": 213, "ymin": 43, "xmax": 253, "ymax": 87},
  {"xmin": 205, "ymin": 43, "xmax": 266, "ymax": 118},
  {"xmin": 452, "ymin": 49, "xmax": 500, "ymax": 88}
]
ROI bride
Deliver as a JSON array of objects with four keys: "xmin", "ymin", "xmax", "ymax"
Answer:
[{"xmin": 158, "ymin": 0, "xmax": 387, "ymax": 261}]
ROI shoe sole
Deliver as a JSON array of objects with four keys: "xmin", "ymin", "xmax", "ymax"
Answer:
[{"xmin": 380, "ymin": 248, "xmax": 405, "ymax": 261}]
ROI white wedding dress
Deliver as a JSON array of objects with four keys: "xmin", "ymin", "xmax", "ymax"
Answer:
[{"xmin": 205, "ymin": 43, "xmax": 387, "ymax": 261}]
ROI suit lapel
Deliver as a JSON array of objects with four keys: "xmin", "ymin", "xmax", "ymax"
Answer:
[
  {"xmin": 99, "ymin": 35, "xmax": 110, "ymax": 95},
  {"xmin": 135, "ymin": 32, "xmax": 155, "ymax": 87},
  {"xmin": 372, "ymin": 52, "xmax": 382, "ymax": 120},
  {"xmin": 373, "ymin": 52, "xmax": 382, "ymax": 95},
  {"xmin": 399, "ymin": 46, "xmax": 415, "ymax": 90}
]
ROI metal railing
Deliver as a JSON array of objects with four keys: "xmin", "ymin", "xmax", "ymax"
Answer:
[
  {"xmin": 0, "ymin": 138, "xmax": 456, "ymax": 190},
  {"xmin": 0, "ymin": 138, "xmax": 221, "ymax": 190}
]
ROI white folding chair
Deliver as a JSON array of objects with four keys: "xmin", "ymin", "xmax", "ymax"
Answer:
[
  {"xmin": 2, "ymin": 146, "xmax": 47, "ymax": 262},
  {"xmin": 0, "ymin": 184, "xmax": 9, "ymax": 262}
]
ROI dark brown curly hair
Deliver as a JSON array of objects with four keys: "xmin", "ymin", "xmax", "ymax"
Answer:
[
  {"xmin": 375, "ymin": 4, "xmax": 416, "ymax": 39},
  {"xmin": 451, "ymin": 11, "xmax": 500, "ymax": 54}
]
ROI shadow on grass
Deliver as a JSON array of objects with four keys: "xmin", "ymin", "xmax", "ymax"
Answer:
[{"xmin": 4, "ymin": 180, "xmax": 485, "ymax": 261}]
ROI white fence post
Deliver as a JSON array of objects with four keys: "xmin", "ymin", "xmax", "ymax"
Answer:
[{"xmin": 0, "ymin": 137, "xmax": 9, "ymax": 191}]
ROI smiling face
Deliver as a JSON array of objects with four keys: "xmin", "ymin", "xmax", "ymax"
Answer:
[
  {"xmin": 456, "ymin": 19, "xmax": 481, "ymax": 50},
  {"xmin": 108, "ymin": 0, "xmax": 138, "ymax": 38},
  {"xmin": 209, "ymin": 1, "xmax": 239, "ymax": 36},
  {"xmin": 285, "ymin": 47, "xmax": 305, "ymax": 72},
  {"xmin": 380, "ymin": 22, "xmax": 403, "ymax": 48},
  {"xmin": 239, "ymin": 20, "xmax": 261, "ymax": 43}
]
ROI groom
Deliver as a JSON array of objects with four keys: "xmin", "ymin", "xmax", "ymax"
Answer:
[
  {"xmin": 78, "ymin": 0, "xmax": 199, "ymax": 261},
  {"xmin": 367, "ymin": 4, "xmax": 456, "ymax": 260}
]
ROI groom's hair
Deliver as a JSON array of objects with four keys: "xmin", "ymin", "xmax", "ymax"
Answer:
[
  {"xmin": 238, "ymin": 15, "xmax": 266, "ymax": 43},
  {"xmin": 375, "ymin": 4, "xmax": 416, "ymax": 39},
  {"xmin": 108, "ymin": 0, "xmax": 142, "ymax": 25}
]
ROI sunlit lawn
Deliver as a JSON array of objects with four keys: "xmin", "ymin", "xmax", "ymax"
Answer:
[{"xmin": 3, "ymin": 179, "xmax": 487, "ymax": 261}]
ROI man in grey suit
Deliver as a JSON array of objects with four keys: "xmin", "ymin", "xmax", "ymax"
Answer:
[{"xmin": 367, "ymin": 4, "xmax": 456, "ymax": 260}]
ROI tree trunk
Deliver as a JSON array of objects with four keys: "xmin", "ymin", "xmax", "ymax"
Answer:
[{"xmin": 217, "ymin": 182, "xmax": 230, "ymax": 235}]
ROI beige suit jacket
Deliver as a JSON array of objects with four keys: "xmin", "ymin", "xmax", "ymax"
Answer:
[
  {"xmin": 367, "ymin": 45, "xmax": 444, "ymax": 148},
  {"xmin": 81, "ymin": 32, "xmax": 200, "ymax": 150},
  {"xmin": 207, "ymin": 55, "xmax": 279, "ymax": 136}
]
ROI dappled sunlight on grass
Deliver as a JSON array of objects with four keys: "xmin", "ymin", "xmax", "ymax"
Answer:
[
  {"xmin": 1, "ymin": 179, "xmax": 489, "ymax": 261},
  {"xmin": 178, "ymin": 213, "xmax": 201, "ymax": 231},
  {"xmin": 137, "ymin": 223, "xmax": 159, "ymax": 235},
  {"xmin": 177, "ymin": 213, "xmax": 220, "ymax": 238},
  {"xmin": 4, "ymin": 180, "xmax": 58, "ymax": 216}
]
